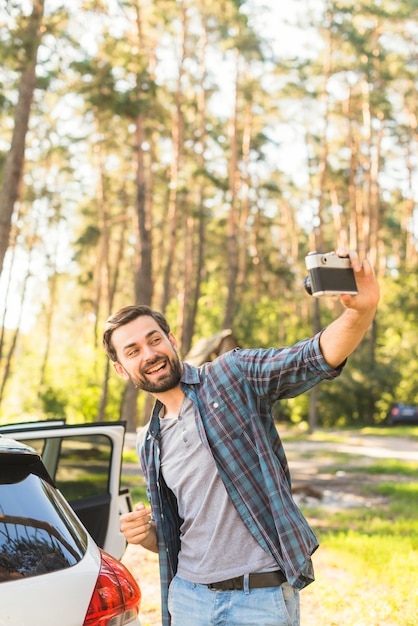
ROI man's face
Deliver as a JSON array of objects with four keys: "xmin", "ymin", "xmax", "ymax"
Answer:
[{"xmin": 111, "ymin": 316, "xmax": 182, "ymax": 393}]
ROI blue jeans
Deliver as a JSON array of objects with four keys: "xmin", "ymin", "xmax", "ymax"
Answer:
[{"xmin": 168, "ymin": 575, "xmax": 300, "ymax": 626}]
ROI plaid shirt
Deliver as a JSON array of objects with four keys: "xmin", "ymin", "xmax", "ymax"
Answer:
[{"xmin": 139, "ymin": 332, "xmax": 344, "ymax": 626}]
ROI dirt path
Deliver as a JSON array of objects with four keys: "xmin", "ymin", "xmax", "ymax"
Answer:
[{"xmin": 122, "ymin": 431, "xmax": 418, "ymax": 626}]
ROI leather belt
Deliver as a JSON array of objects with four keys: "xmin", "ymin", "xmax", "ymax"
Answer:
[{"xmin": 207, "ymin": 570, "xmax": 286, "ymax": 591}]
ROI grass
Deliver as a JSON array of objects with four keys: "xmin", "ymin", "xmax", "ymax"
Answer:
[
  {"xmin": 56, "ymin": 473, "xmax": 108, "ymax": 499},
  {"xmin": 121, "ymin": 446, "xmax": 149, "ymax": 503},
  {"xmin": 300, "ymin": 455, "xmax": 418, "ymax": 625},
  {"xmin": 308, "ymin": 518, "xmax": 418, "ymax": 625},
  {"xmin": 122, "ymin": 448, "xmax": 140, "ymax": 464},
  {"xmin": 280, "ymin": 423, "xmax": 418, "ymax": 442},
  {"xmin": 124, "ymin": 480, "xmax": 148, "ymax": 502},
  {"xmin": 336, "ymin": 459, "xmax": 418, "ymax": 477},
  {"xmin": 361, "ymin": 424, "xmax": 418, "ymax": 441}
]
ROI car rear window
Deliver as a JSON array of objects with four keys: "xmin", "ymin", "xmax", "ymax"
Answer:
[{"xmin": 0, "ymin": 465, "xmax": 88, "ymax": 583}]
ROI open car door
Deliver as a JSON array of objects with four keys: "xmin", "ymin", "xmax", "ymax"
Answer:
[{"xmin": 0, "ymin": 420, "xmax": 132, "ymax": 560}]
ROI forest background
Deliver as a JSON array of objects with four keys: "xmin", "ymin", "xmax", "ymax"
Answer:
[{"xmin": 0, "ymin": 0, "xmax": 417, "ymax": 433}]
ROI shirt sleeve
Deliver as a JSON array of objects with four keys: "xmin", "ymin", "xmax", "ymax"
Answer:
[{"xmin": 230, "ymin": 330, "xmax": 345, "ymax": 401}]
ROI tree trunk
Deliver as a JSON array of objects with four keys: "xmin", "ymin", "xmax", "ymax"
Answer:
[
  {"xmin": 0, "ymin": 250, "xmax": 33, "ymax": 403},
  {"xmin": 159, "ymin": 2, "xmax": 187, "ymax": 315},
  {"xmin": 134, "ymin": 115, "xmax": 153, "ymax": 306},
  {"xmin": 0, "ymin": 0, "xmax": 44, "ymax": 277},
  {"xmin": 307, "ymin": 15, "xmax": 333, "ymax": 432},
  {"xmin": 224, "ymin": 49, "xmax": 240, "ymax": 330},
  {"xmin": 236, "ymin": 99, "xmax": 252, "ymax": 301},
  {"xmin": 179, "ymin": 21, "xmax": 208, "ymax": 356},
  {"xmin": 111, "ymin": 2, "xmax": 156, "ymax": 432}
]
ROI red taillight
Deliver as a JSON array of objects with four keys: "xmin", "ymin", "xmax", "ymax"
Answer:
[
  {"xmin": 392, "ymin": 407, "xmax": 400, "ymax": 416},
  {"xmin": 83, "ymin": 549, "xmax": 141, "ymax": 626}
]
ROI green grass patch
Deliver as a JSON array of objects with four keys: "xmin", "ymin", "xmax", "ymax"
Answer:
[
  {"xmin": 56, "ymin": 475, "xmax": 108, "ymax": 499},
  {"xmin": 326, "ymin": 530, "xmax": 416, "ymax": 580},
  {"xmin": 320, "ymin": 532, "xmax": 418, "ymax": 624},
  {"xmin": 122, "ymin": 448, "xmax": 139, "ymax": 463},
  {"xmin": 376, "ymin": 480, "xmax": 418, "ymax": 501},
  {"xmin": 121, "ymin": 448, "xmax": 148, "ymax": 502},
  {"xmin": 127, "ymin": 483, "xmax": 149, "ymax": 503},
  {"xmin": 121, "ymin": 472, "xmax": 149, "ymax": 504},
  {"xmin": 361, "ymin": 425, "xmax": 418, "ymax": 441},
  {"xmin": 280, "ymin": 424, "xmax": 418, "ymax": 442},
  {"xmin": 304, "ymin": 475, "xmax": 418, "ymax": 625},
  {"xmin": 327, "ymin": 459, "xmax": 418, "ymax": 477}
]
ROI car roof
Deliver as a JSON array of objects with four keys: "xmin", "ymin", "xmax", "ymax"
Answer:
[
  {"xmin": 0, "ymin": 434, "xmax": 38, "ymax": 456},
  {"xmin": 0, "ymin": 435, "xmax": 53, "ymax": 482}
]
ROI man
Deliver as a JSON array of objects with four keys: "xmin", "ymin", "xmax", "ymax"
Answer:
[{"xmin": 102, "ymin": 250, "xmax": 379, "ymax": 626}]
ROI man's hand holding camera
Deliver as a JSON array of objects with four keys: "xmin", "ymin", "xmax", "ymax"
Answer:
[
  {"xmin": 337, "ymin": 249, "xmax": 379, "ymax": 312},
  {"xmin": 311, "ymin": 248, "xmax": 380, "ymax": 369}
]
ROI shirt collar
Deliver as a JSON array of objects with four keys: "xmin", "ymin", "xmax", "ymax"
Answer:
[
  {"xmin": 180, "ymin": 361, "xmax": 201, "ymax": 384},
  {"xmin": 148, "ymin": 362, "xmax": 200, "ymax": 439}
]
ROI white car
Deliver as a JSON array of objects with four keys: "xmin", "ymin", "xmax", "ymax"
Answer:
[{"xmin": 0, "ymin": 421, "xmax": 142, "ymax": 625}]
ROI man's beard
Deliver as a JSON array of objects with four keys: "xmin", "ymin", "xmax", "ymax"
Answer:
[{"xmin": 129, "ymin": 352, "xmax": 182, "ymax": 393}]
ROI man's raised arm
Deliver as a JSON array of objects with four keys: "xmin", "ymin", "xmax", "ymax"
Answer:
[{"xmin": 319, "ymin": 250, "xmax": 380, "ymax": 369}]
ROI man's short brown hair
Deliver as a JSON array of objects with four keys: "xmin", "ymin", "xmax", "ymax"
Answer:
[{"xmin": 102, "ymin": 305, "xmax": 171, "ymax": 362}]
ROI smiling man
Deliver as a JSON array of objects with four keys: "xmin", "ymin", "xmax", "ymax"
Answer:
[
  {"xmin": 102, "ymin": 250, "xmax": 379, "ymax": 626},
  {"xmin": 111, "ymin": 316, "xmax": 183, "ymax": 394}
]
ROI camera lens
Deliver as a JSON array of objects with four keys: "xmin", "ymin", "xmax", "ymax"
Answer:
[{"xmin": 304, "ymin": 276, "xmax": 313, "ymax": 295}]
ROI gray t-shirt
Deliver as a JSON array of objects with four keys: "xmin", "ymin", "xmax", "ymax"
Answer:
[{"xmin": 159, "ymin": 397, "xmax": 278, "ymax": 583}]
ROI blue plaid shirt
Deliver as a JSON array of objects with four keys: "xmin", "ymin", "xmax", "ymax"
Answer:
[{"xmin": 139, "ymin": 332, "xmax": 344, "ymax": 626}]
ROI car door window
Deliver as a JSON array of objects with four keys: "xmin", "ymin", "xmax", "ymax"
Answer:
[
  {"xmin": 55, "ymin": 434, "xmax": 112, "ymax": 500},
  {"xmin": 23, "ymin": 434, "xmax": 112, "ymax": 500}
]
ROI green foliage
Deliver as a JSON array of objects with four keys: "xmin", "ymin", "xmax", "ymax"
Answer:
[
  {"xmin": 1, "ymin": 0, "xmax": 418, "ymax": 431},
  {"xmin": 276, "ymin": 395, "xmax": 311, "ymax": 425},
  {"xmin": 232, "ymin": 293, "xmax": 311, "ymax": 350},
  {"xmin": 38, "ymin": 386, "xmax": 68, "ymax": 418},
  {"xmin": 317, "ymin": 358, "xmax": 383, "ymax": 426}
]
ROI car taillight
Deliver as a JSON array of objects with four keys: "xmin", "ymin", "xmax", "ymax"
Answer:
[
  {"xmin": 83, "ymin": 549, "xmax": 141, "ymax": 626},
  {"xmin": 392, "ymin": 407, "xmax": 399, "ymax": 416}
]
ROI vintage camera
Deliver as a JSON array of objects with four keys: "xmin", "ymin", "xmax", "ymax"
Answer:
[{"xmin": 304, "ymin": 252, "xmax": 358, "ymax": 297}]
